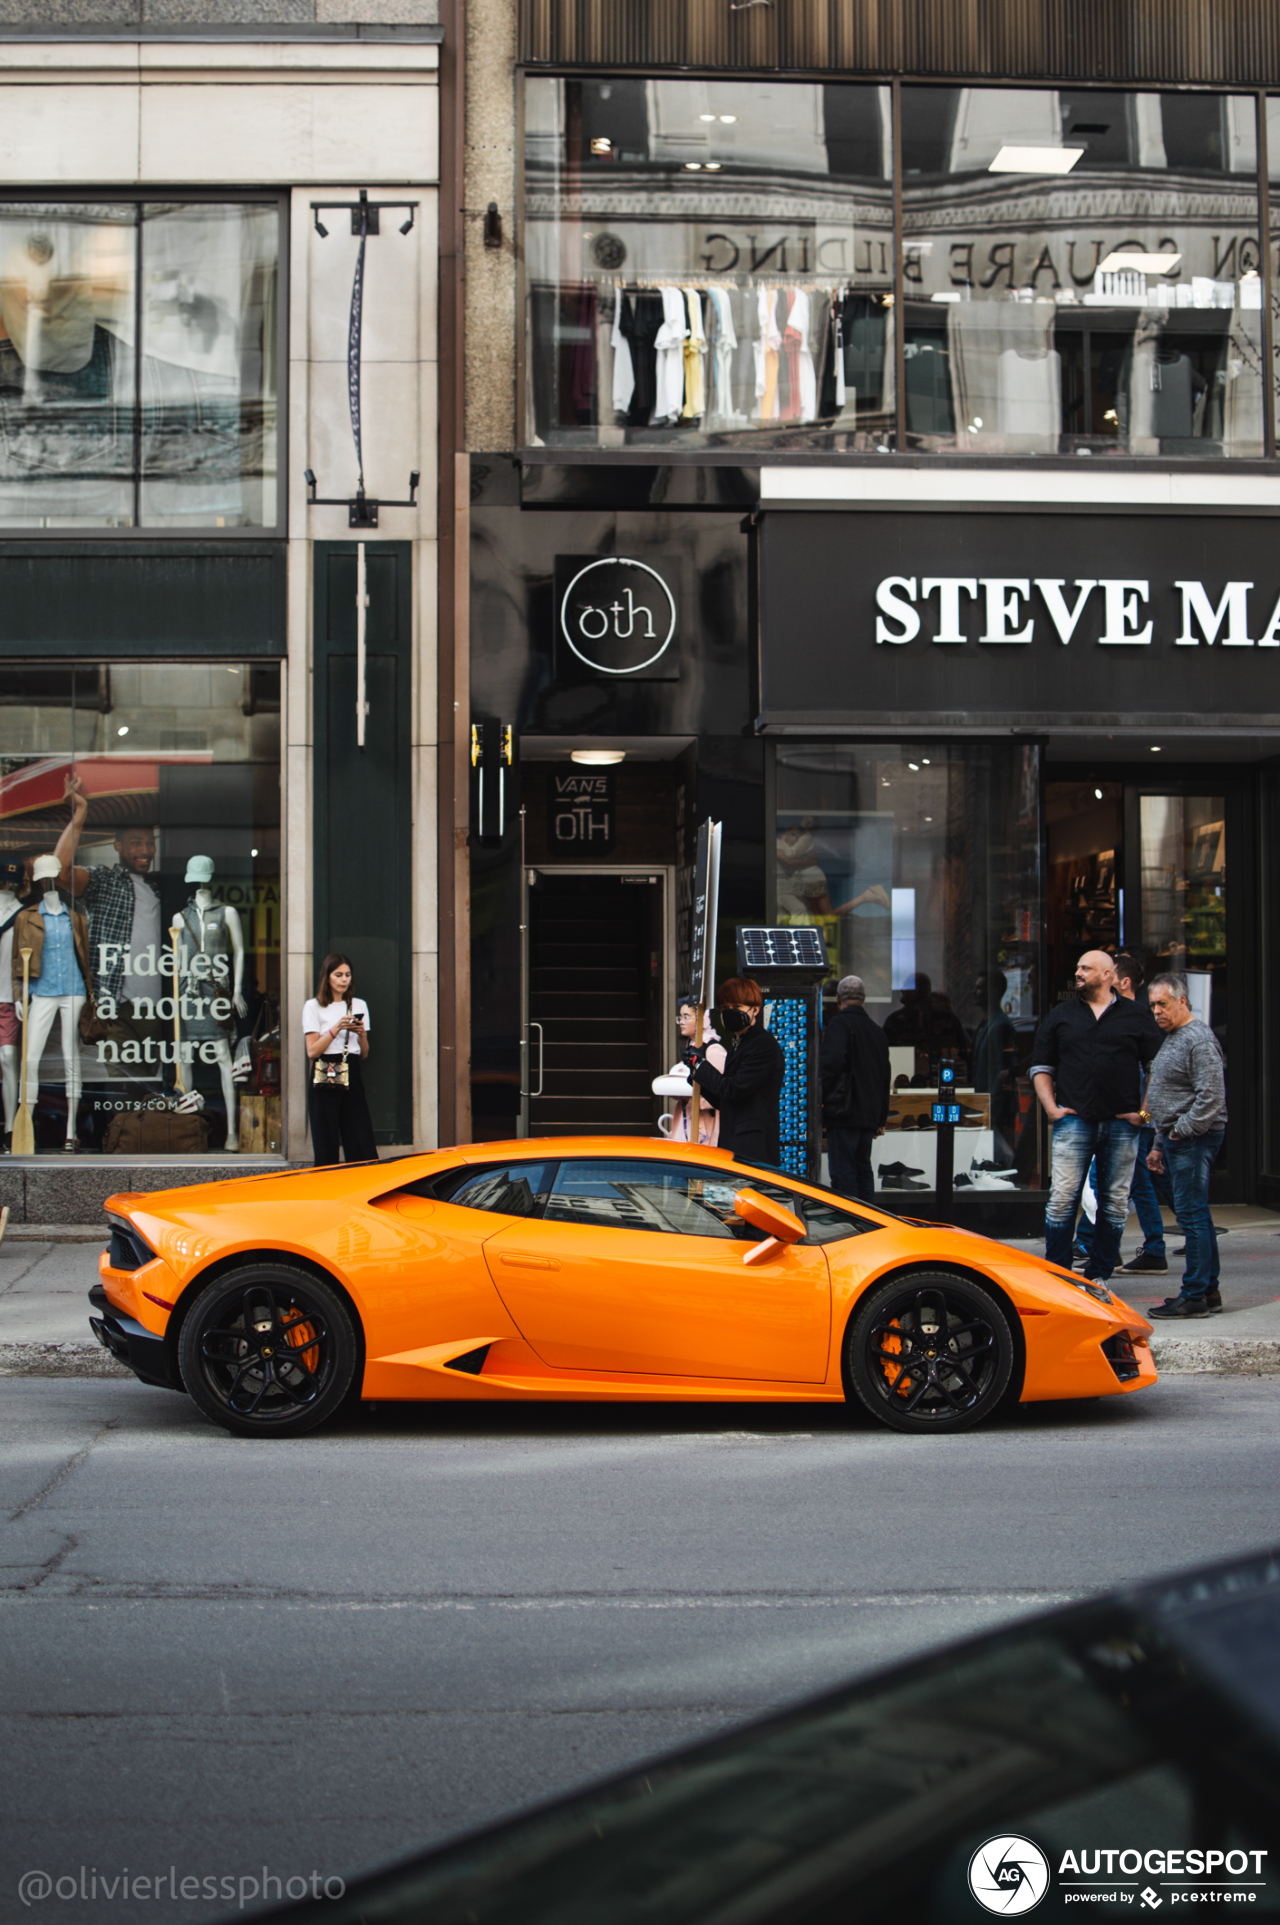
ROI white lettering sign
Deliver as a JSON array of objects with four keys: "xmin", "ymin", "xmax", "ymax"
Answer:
[{"xmin": 872, "ymin": 575, "xmax": 1279, "ymax": 647}]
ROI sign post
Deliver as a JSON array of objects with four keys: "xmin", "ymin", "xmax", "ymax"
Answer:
[
  {"xmin": 688, "ymin": 820, "xmax": 722, "ymax": 1109},
  {"xmin": 932, "ymin": 1058, "xmax": 960, "ymax": 1214}
]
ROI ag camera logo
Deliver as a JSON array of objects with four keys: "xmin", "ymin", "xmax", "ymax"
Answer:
[{"xmin": 968, "ymin": 1835, "xmax": 1051, "ymax": 1915}]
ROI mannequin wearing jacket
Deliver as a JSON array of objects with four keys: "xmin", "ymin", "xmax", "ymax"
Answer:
[
  {"xmin": 690, "ymin": 976, "xmax": 785, "ymax": 1167},
  {"xmin": 13, "ymin": 854, "xmax": 93, "ymax": 1151},
  {"xmin": 0, "ymin": 858, "xmax": 27, "ymax": 1144}
]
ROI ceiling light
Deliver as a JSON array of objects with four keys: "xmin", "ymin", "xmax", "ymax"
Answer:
[
  {"xmin": 924, "ymin": 816, "xmax": 933, "ymax": 823},
  {"xmin": 1095, "ymin": 787, "xmax": 1104, "ymax": 800},
  {"xmin": 699, "ymin": 113, "xmax": 716, "ymax": 122},
  {"xmin": 988, "ymin": 145, "xmax": 1083, "ymax": 174},
  {"xmin": 590, "ymin": 137, "xmax": 612, "ymax": 155},
  {"xmin": 1151, "ymin": 745, "xmax": 1162, "ymax": 753},
  {"xmin": 684, "ymin": 162, "xmax": 703, "ymax": 171},
  {"xmin": 921, "ymin": 758, "xmax": 931, "ymax": 765},
  {"xmin": 571, "ymin": 749, "xmax": 626, "ymax": 765},
  {"xmin": 908, "ymin": 762, "xmax": 919, "ymax": 771},
  {"xmin": 720, "ymin": 114, "xmax": 737, "ymax": 123},
  {"xmin": 1097, "ymin": 249, "xmax": 1181, "ymax": 275},
  {"xmin": 251, "ymin": 848, "xmax": 259, "ymax": 857},
  {"xmin": 969, "ymin": 417, "xmax": 983, "ymax": 431},
  {"xmin": 704, "ymin": 161, "xmax": 722, "ymax": 170},
  {"xmin": 117, "ymin": 725, "xmax": 128, "ymax": 737}
]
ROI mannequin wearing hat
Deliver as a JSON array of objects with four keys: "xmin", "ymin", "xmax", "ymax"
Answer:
[
  {"xmin": 175, "ymin": 857, "xmax": 246, "ymax": 1153},
  {"xmin": 12, "ymin": 854, "xmax": 93, "ymax": 1152},
  {"xmin": 0, "ymin": 857, "xmax": 27, "ymax": 1144}
]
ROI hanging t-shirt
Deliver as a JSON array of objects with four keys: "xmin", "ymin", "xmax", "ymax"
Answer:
[{"xmin": 121, "ymin": 874, "xmax": 162, "ymax": 1008}]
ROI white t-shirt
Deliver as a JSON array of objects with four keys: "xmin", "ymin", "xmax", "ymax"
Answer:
[
  {"xmin": 121, "ymin": 874, "xmax": 162, "ymax": 1006},
  {"xmin": 302, "ymin": 997, "xmax": 370, "ymax": 1056}
]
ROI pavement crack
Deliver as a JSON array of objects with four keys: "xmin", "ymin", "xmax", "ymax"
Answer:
[{"xmin": 8, "ymin": 1420, "xmax": 118, "ymax": 1522}]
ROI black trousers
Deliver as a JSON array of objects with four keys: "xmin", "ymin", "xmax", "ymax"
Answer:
[
  {"xmin": 828, "ymin": 1126, "xmax": 876, "ymax": 1203},
  {"xmin": 308, "ymin": 1056, "xmax": 378, "ymax": 1165}
]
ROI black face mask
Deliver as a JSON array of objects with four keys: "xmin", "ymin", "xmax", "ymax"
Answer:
[{"xmin": 718, "ymin": 1007, "xmax": 754, "ymax": 1035}]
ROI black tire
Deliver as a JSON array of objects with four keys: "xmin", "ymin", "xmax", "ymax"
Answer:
[
  {"xmin": 177, "ymin": 1264, "xmax": 357, "ymax": 1439},
  {"xmin": 846, "ymin": 1271, "xmax": 1013, "ymax": 1435}
]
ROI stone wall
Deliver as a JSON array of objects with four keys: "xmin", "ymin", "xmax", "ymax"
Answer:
[
  {"xmin": 0, "ymin": 2, "xmax": 438, "ymax": 21},
  {"xmin": 464, "ymin": 0, "xmax": 517, "ymax": 450}
]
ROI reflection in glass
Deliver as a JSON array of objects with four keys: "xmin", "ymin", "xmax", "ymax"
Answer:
[
  {"xmin": 0, "ymin": 663, "xmax": 280, "ymax": 1154},
  {"xmin": 0, "ymin": 200, "xmax": 278, "ymax": 528},
  {"xmin": 776, "ymin": 743, "xmax": 1042, "ymax": 1195},
  {"xmin": 901, "ymin": 88, "xmax": 1263, "ymax": 457},
  {"xmin": 1140, "ymin": 793, "xmax": 1227, "ymax": 1045},
  {"xmin": 524, "ymin": 76, "xmax": 893, "ymax": 449}
]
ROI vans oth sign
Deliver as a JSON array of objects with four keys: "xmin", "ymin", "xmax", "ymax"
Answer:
[{"xmin": 874, "ymin": 576, "xmax": 1280, "ymax": 647}]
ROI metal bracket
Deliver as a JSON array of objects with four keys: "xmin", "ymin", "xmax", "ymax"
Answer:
[
  {"xmin": 304, "ymin": 469, "xmax": 420, "ymax": 528},
  {"xmin": 310, "ymin": 188, "xmax": 418, "ymax": 240}
]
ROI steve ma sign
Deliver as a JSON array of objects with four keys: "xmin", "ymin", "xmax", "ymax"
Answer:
[{"xmin": 757, "ymin": 510, "xmax": 1280, "ymax": 729}]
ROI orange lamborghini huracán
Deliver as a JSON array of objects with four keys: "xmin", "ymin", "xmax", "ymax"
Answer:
[{"xmin": 89, "ymin": 1136, "xmax": 1156, "ymax": 1438}]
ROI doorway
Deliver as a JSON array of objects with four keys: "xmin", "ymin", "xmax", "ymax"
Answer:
[
  {"xmin": 1046, "ymin": 772, "xmax": 1239, "ymax": 1198},
  {"xmin": 520, "ymin": 868, "xmax": 674, "ymax": 1139}
]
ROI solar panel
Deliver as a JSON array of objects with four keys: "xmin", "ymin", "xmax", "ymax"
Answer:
[{"xmin": 737, "ymin": 927, "xmax": 829, "ymax": 971}]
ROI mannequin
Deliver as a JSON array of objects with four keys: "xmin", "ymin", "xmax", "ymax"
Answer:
[
  {"xmin": 0, "ymin": 858, "xmax": 27, "ymax": 1147},
  {"xmin": 175, "ymin": 856, "xmax": 247, "ymax": 1153},
  {"xmin": 14, "ymin": 853, "xmax": 89, "ymax": 1152}
]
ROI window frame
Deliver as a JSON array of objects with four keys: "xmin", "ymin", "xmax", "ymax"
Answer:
[
  {"xmin": 516, "ymin": 73, "xmax": 1278, "ymax": 465},
  {"xmin": 0, "ymin": 186, "xmax": 289, "ymax": 541}
]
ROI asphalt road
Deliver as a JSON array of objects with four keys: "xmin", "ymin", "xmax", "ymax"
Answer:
[{"xmin": 4, "ymin": 1373, "xmax": 1280, "ymax": 1925}]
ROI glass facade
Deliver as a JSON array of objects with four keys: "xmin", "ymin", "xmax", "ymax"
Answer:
[
  {"xmin": 524, "ymin": 77, "xmax": 1269, "ymax": 458},
  {"xmin": 774, "ymin": 742, "xmax": 1044, "ymax": 1199},
  {"xmin": 524, "ymin": 77, "xmax": 893, "ymax": 448},
  {"xmin": 902, "ymin": 87, "xmax": 1262, "ymax": 457},
  {"xmin": 0, "ymin": 200, "xmax": 280, "ymax": 528},
  {"xmin": 0, "ymin": 663, "xmax": 281, "ymax": 1155}
]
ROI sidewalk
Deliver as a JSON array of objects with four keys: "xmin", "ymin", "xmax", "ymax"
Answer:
[{"xmin": 1, "ymin": 1208, "xmax": 1278, "ymax": 1380}]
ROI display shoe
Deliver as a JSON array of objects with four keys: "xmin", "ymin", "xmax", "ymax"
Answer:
[
  {"xmin": 956, "ymin": 1171, "xmax": 1016, "ymax": 1191},
  {"xmin": 879, "ymin": 1174, "xmax": 931, "ymax": 1191},
  {"xmin": 957, "ymin": 1106, "xmax": 985, "ymax": 1124},
  {"xmin": 1147, "ymin": 1294, "xmax": 1210, "ymax": 1319},
  {"xmin": 968, "ymin": 1159, "xmax": 1015, "ymax": 1181},
  {"xmin": 896, "ymin": 1116, "xmax": 917, "ymax": 1130},
  {"xmin": 1121, "ymin": 1251, "xmax": 1169, "ymax": 1274},
  {"xmin": 878, "ymin": 1161, "xmax": 925, "ymax": 1179}
]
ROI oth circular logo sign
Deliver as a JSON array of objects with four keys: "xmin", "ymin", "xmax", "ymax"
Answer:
[
  {"xmin": 968, "ymin": 1836, "xmax": 1050, "ymax": 1915},
  {"xmin": 559, "ymin": 557, "xmax": 676, "ymax": 675}
]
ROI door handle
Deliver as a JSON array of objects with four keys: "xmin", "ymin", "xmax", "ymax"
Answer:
[
  {"xmin": 528, "ymin": 1020, "xmax": 544, "ymax": 1099},
  {"xmin": 499, "ymin": 1252, "xmax": 560, "ymax": 1271}
]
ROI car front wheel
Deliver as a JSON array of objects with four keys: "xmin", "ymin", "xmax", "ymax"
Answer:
[
  {"xmin": 178, "ymin": 1264, "xmax": 357, "ymax": 1439},
  {"xmin": 846, "ymin": 1271, "xmax": 1013, "ymax": 1434}
]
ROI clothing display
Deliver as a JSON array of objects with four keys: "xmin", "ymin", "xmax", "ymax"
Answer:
[
  {"xmin": 178, "ymin": 899, "xmax": 236, "ymax": 1039},
  {"xmin": 537, "ymin": 278, "xmax": 869, "ymax": 435}
]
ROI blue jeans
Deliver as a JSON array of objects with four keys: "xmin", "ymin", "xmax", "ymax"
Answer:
[
  {"xmin": 1075, "ymin": 1126, "xmax": 1167, "ymax": 1261},
  {"xmin": 1153, "ymin": 1128, "xmax": 1224, "ymax": 1299},
  {"xmin": 1046, "ymin": 1115, "xmax": 1140, "ymax": 1280},
  {"xmin": 828, "ymin": 1127, "xmax": 876, "ymax": 1204}
]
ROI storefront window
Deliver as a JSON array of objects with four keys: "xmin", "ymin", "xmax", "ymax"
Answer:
[
  {"xmin": 901, "ymin": 87, "xmax": 1263, "ymax": 457},
  {"xmin": 523, "ymin": 76, "xmax": 893, "ymax": 449},
  {"xmin": 775, "ymin": 742, "xmax": 1043, "ymax": 1198},
  {"xmin": 0, "ymin": 663, "xmax": 281, "ymax": 1155},
  {"xmin": 0, "ymin": 200, "xmax": 280, "ymax": 528}
]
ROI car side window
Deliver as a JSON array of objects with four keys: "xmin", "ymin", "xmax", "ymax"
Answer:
[
  {"xmin": 545, "ymin": 1160, "xmax": 740, "ymax": 1237},
  {"xmin": 403, "ymin": 1161, "xmax": 557, "ymax": 1217},
  {"xmin": 696, "ymin": 1170, "xmax": 880, "ymax": 1245}
]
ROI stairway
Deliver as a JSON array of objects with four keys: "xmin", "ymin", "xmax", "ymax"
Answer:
[{"xmin": 528, "ymin": 877, "xmax": 658, "ymax": 1138}]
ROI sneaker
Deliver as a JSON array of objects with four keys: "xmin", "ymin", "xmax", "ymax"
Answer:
[
  {"xmin": 1147, "ymin": 1295, "xmax": 1210, "ymax": 1319},
  {"xmin": 1205, "ymin": 1290, "xmax": 1223, "ymax": 1314},
  {"xmin": 1122, "ymin": 1251, "xmax": 1169, "ymax": 1275}
]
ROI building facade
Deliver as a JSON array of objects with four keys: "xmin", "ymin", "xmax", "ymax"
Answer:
[
  {"xmin": 0, "ymin": 19, "xmax": 441, "ymax": 1216},
  {"xmin": 454, "ymin": 0, "xmax": 1280, "ymax": 1228}
]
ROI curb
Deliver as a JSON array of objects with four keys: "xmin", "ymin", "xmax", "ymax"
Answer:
[{"xmin": 1148, "ymin": 1337, "xmax": 1280, "ymax": 1376}]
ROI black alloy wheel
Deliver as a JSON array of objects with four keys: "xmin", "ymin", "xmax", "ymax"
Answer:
[
  {"xmin": 177, "ymin": 1264, "xmax": 357, "ymax": 1439},
  {"xmin": 845, "ymin": 1271, "xmax": 1013, "ymax": 1434}
]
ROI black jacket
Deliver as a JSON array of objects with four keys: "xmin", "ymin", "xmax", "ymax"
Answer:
[
  {"xmin": 820, "ymin": 1004, "xmax": 891, "ymax": 1131},
  {"xmin": 695, "ymin": 1022, "xmax": 785, "ymax": 1165},
  {"xmin": 1029, "ymin": 993, "xmax": 1162, "ymax": 1122}
]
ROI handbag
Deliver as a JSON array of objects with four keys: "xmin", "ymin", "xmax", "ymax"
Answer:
[
  {"xmin": 250, "ymin": 997, "xmax": 281, "ymax": 1093},
  {"xmin": 312, "ymin": 1018, "xmax": 351, "ymax": 1090}
]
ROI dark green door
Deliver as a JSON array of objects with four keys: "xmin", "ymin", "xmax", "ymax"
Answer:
[{"xmin": 313, "ymin": 542, "xmax": 412, "ymax": 1145}]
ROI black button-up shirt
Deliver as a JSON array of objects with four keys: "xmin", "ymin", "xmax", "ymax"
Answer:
[{"xmin": 1029, "ymin": 994, "xmax": 1162, "ymax": 1122}]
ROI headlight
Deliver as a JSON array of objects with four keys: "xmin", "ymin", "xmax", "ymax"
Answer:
[{"xmin": 1071, "ymin": 1278, "xmax": 1114, "ymax": 1306}]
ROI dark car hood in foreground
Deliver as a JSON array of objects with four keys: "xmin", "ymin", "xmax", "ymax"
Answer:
[{"xmin": 241, "ymin": 1546, "xmax": 1280, "ymax": 1924}]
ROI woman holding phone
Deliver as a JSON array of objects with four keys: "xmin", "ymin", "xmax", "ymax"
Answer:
[{"xmin": 303, "ymin": 951, "xmax": 378, "ymax": 1165}]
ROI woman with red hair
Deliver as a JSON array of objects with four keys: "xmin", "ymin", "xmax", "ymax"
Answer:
[{"xmin": 690, "ymin": 976, "xmax": 785, "ymax": 1168}]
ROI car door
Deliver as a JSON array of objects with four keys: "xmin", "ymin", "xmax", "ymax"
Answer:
[{"xmin": 482, "ymin": 1156, "xmax": 833, "ymax": 1381}]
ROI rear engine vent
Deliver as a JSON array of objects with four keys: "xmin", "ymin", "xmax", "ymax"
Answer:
[
  {"xmin": 1101, "ymin": 1332, "xmax": 1140, "ymax": 1383},
  {"xmin": 107, "ymin": 1220, "xmax": 157, "ymax": 1272},
  {"xmin": 444, "ymin": 1345, "xmax": 491, "ymax": 1376}
]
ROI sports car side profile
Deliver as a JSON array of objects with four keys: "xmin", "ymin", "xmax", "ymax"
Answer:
[{"xmin": 88, "ymin": 1136, "xmax": 1156, "ymax": 1438}]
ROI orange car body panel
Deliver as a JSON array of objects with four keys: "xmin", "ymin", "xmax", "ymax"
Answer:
[{"xmin": 96, "ymin": 1135, "xmax": 1157, "ymax": 1408}]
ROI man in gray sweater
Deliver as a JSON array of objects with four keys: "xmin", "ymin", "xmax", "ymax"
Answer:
[{"xmin": 1141, "ymin": 972, "xmax": 1227, "ymax": 1319}]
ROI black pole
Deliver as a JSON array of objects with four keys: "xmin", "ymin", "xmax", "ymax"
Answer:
[{"xmin": 934, "ymin": 1057, "xmax": 958, "ymax": 1215}]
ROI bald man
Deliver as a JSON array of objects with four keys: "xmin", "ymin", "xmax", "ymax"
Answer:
[{"xmin": 1029, "ymin": 950, "xmax": 1163, "ymax": 1282}]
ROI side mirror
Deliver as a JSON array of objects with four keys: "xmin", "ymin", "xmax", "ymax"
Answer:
[{"xmin": 734, "ymin": 1188, "xmax": 805, "ymax": 1266}]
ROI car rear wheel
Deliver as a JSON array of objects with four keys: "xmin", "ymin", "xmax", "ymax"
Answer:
[
  {"xmin": 846, "ymin": 1271, "xmax": 1013, "ymax": 1434},
  {"xmin": 178, "ymin": 1265, "xmax": 357, "ymax": 1439}
]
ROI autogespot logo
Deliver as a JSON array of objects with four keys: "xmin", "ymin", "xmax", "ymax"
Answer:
[{"xmin": 969, "ymin": 1835, "xmax": 1051, "ymax": 1915}]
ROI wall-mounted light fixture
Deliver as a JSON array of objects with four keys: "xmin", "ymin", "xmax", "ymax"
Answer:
[{"xmin": 484, "ymin": 202, "xmax": 503, "ymax": 249}]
